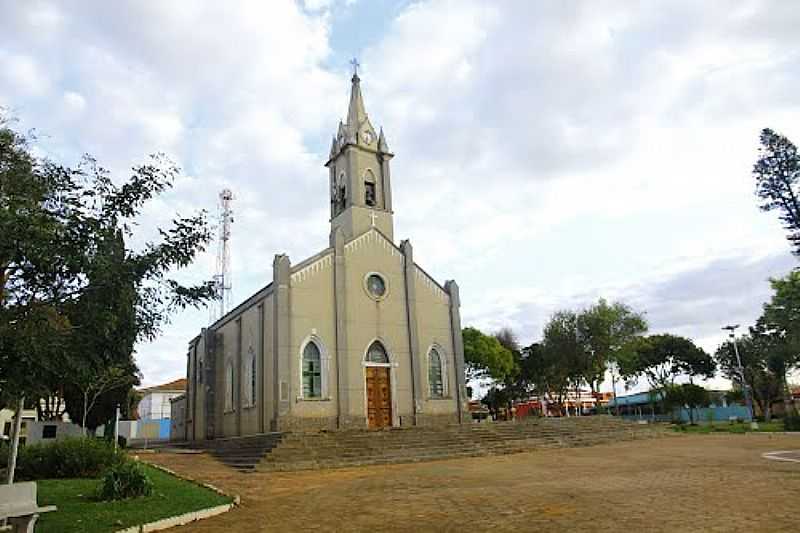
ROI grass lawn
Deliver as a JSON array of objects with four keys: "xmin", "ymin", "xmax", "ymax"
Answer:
[
  {"xmin": 672, "ymin": 420, "xmax": 786, "ymax": 434},
  {"xmin": 36, "ymin": 464, "xmax": 232, "ymax": 533}
]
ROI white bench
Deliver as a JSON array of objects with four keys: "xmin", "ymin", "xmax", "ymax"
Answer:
[{"xmin": 0, "ymin": 482, "xmax": 56, "ymax": 533}]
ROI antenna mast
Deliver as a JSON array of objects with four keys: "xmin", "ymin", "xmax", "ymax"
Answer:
[{"xmin": 212, "ymin": 189, "xmax": 234, "ymax": 321}]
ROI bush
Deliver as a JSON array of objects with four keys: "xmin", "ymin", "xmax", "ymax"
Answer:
[
  {"xmin": 97, "ymin": 460, "xmax": 153, "ymax": 501},
  {"xmin": 784, "ymin": 413, "xmax": 800, "ymax": 432},
  {"xmin": 15, "ymin": 438, "xmax": 124, "ymax": 480}
]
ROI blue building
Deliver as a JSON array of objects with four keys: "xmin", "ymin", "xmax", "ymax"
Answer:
[{"xmin": 607, "ymin": 389, "xmax": 750, "ymax": 423}]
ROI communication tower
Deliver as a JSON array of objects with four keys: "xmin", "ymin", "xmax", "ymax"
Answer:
[{"xmin": 212, "ymin": 189, "xmax": 234, "ymax": 321}]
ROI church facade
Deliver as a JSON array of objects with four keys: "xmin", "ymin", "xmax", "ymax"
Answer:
[{"xmin": 183, "ymin": 72, "xmax": 467, "ymax": 438}]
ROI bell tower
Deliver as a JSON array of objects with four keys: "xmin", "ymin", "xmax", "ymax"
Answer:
[{"xmin": 326, "ymin": 61, "xmax": 394, "ymax": 243}]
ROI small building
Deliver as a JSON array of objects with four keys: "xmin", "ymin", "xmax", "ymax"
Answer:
[
  {"xmin": 130, "ymin": 378, "xmax": 187, "ymax": 441},
  {"xmin": 138, "ymin": 378, "xmax": 187, "ymax": 421},
  {"xmin": 0, "ymin": 406, "xmax": 37, "ymax": 443},
  {"xmin": 514, "ymin": 390, "xmax": 611, "ymax": 418},
  {"xmin": 607, "ymin": 389, "xmax": 750, "ymax": 423}
]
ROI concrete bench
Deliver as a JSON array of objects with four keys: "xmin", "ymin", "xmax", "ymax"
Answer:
[{"xmin": 0, "ymin": 482, "xmax": 56, "ymax": 533}]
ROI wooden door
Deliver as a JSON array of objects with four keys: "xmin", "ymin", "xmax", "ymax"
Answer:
[{"xmin": 366, "ymin": 366, "xmax": 392, "ymax": 429}]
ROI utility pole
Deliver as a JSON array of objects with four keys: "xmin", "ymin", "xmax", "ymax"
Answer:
[
  {"xmin": 6, "ymin": 396, "xmax": 24, "ymax": 484},
  {"xmin": 113, "ymin": 404, "xmax": 120, "ymax": 452},
  {"xmin": 722, "ymin": 325, "xmax": 758, "ymax": 430},
  {"xmin": 608, "ymin": 360, "xmax": 620, "ymax": 416}
]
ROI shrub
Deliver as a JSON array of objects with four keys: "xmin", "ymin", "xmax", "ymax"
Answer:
[
  {"xmin": 15, "ymin": 438, "xmax": 124, "ymax": 480},
  {"xmin": 784, "ymin": 413, "xmax": 800, "ymax": 432},
  {"xmin": 97, "ymin": 460, "xmax": 153, "ymax": 501}
]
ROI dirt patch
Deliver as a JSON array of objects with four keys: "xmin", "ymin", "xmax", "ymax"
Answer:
[{"xmin": 142, "ymin": 434, "xmax": 800, "ymax": 532}]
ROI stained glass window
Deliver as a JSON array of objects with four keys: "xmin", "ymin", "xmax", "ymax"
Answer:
[
  {"xmin": 428, "ymin": 348, "xmax": 444, "ymax": 398},
  {"xmin": 303, "ymin": 342, "xmax": 322, "ymax": 398},
  {"xmin": 367, "ymin": 274, "xmax": 386, "ymax": 298},
  {"xmin": 367, "ymin": 341, "xmax": 389, "ymax": 364}
]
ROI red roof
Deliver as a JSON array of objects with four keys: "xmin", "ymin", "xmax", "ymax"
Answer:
[{"xmin": 141, "ymin": 378, "xmax": 187, "ymax": 393}]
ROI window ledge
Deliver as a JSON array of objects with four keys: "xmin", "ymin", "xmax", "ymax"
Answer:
[
  {"xmin": 428, "ymin": 396, "xmax": 453, "ymax": 401},
  {"xmin": 244, "ymin": 404, "xmax": 257, "ymax": 410},
  {"xmin": 297, "ymin": 397, "xmax": 332, "ymax": 402}
]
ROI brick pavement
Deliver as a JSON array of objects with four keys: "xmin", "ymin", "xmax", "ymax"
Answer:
[{"xmin": 141, "ymin": 433, "xmax": 800, "ymax": 532}]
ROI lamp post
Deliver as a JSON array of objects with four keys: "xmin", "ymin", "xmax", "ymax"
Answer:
[
  {"xmin": 722, "ymin": 325, "xmax": 758, "ymax": 429},
  {"xmin": 608, "ymin": 360, "xmax": 620, "ymax": 417}
]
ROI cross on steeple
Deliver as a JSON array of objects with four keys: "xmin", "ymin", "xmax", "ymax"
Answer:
[
  {"xmin": 350, "ymin": 57, "xmax": 360, "ymax": 77},
  {"xmin": 369, "ymin": 210, "xmax": 378, "ymax": 227}
]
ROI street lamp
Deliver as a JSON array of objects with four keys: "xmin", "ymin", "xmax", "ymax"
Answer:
[{"xmin": 722, "ymin": 325, "xmax": 758, "ymax": 429}]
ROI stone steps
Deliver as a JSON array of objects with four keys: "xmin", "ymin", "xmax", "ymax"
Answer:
[
  {"xmin": 201, "ymin": 417, "xmax": 670, "ymax": 472},
  {"xmin": 252, "ymin": 417, "xmax": 670, "ymax": 472},
  {"xmin": 205, "ymin": 433, "xmax": 283, "ymax": 471}
]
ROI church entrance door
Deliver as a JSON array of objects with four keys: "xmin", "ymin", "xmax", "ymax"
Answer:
[{"xmin": 366, "ymin": 366, "xmax": 392, "ymax": 429}]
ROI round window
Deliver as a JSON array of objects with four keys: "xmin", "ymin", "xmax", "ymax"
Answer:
[{"xmin": 366, "ymin": 273, "xmax": 387, "ymax": 299}]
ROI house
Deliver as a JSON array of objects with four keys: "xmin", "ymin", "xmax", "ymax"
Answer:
[{"xmin": 137, "ymin": 378, "xmax": 187, "ymax": 421}]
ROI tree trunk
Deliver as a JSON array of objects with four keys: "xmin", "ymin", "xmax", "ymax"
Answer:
[
  {"xmin": 764, "ymin": 405, "xmax": 772, "ymax": 423},
  {"xmin": 6, "ymin": 396, "xmax": 24, "ymax": 485},
  {"xmin": 82, "ymin": 391, "xmax": 89, "ymax": 437},
  {"xmin": 783, "ymin": 373, "xmax": 796, "ymax": 416}
]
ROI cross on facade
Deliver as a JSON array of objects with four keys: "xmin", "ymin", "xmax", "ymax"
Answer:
[
  {"xmin": 350, "ymin": 57, "xmax": 360, "ymax": 77},
  {"xmin": 369, "ymin": 210, "xmax": 378, "ymax": 227}
]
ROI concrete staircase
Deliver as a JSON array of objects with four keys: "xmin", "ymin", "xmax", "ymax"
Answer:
[
  {"xmin": 203, "ymin": 416, "xmax": 668, "ymax": 473},
  {"xmin": 201, "ymin": 433, "xmax": 283, "ymax": 472}
]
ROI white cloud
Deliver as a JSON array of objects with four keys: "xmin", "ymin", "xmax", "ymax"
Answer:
[{"xmin": 2, "ymin": 1, "xmax": 798, "ymax": 388}]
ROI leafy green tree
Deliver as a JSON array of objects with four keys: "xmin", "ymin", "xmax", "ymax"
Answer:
[
  {"xmin": 577, "ymin": 299, "xmax": 647, "ymax": 394},
  {"xmin": 664, "ymin": 383, "xmax": 711, "ymax": 425},
  {"xmin": 542, "ymin": 311, "xmax": 588, "ymax": 415},
  {"xmin": 715, "ymin": 331, "xmax": 785, "ymax": 422},
  {"xmin": 621, "ymin": 334, "xmax": 715, "ymax": 412},
  {"xmin": 462, "ymin": 327, "xmax": 516, "ymax": 383},
  {"xmin": 1, "ymin": 118, "xmax": 215, "ymax": 482},
  {"xmin": 758, "ymin": 270, "xmax": 800, "ymax": 415},
  {"xmin": 493, "ymin": 328, "xmax": 528, "ymax": 404},
  {"xmin": 481, "ymin": 386, "xmax": 512, "ymax": 420},
  {"xmin": 753, "ymin": 128, "xmax": 800, "ymax": 255}
]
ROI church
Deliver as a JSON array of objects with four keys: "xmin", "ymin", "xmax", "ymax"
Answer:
[{"xmin": 182, "ymin": 71, "xmax": 467, "ymax": 439}]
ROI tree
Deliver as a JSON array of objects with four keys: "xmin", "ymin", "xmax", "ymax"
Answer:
[
  {"xmin": 576, "ymin": 299, "xmax": 647, "ymax": 394},
  {"xmin": 664, "ymin": 383, "xmax": 711, "ymax": 425},
  {"xmin": 1, "ymin": 118, "xmax": 215, "ymax": 483},
  {"xmin": 542, "ymin": 311, "xmax": 589, "ymax": 415},
  {"xmin": 715, "ymin": 331, "xmax": 784, "ymax": 422},
  {"xmin": 493, "ymin": 328, "xmax": 529, "ymax": 405},
  {"xmin": 72, "ymin": 365, "xmax": 138, "ymax": 436},
  {"xmin": 753, "ymin": 128, "xmax": 800, "ymax": 256},
  {"xmin": 494, "ymin": 327, "xmax": 520, "ymax": 354},
  {"xmin": 758, "ymin": 270, "xmax": 800, "ymax": 415},
  {"xmin": 462, "ymin": 327, "xmax": 516, "ymax": 384},
  {"xmin": 60, "ymin": 229, "xmax": 140, "ymax": 431},
  {"xmin": 621, "ymin": 334, "xmax": 716, "ymax": 412}
]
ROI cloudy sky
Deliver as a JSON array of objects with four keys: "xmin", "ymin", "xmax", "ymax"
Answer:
[{"xmin": 2, "ymin": 1, "xmax": 798, "ymax": 391}]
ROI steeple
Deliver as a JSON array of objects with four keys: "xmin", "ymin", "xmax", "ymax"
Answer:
[
  {"xmin": 325, "ymin": 63, "xmax": 395, "ymax": 243},
  {"xmin": 346, "ymin": 73, "xmax": 368, "ymax": 134}
]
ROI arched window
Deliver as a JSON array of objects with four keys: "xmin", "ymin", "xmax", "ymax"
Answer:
[
  {"xmin": 197, "ymin": 359, "xmax": 203, "ymax": 384},
  {"xmin": 428, "ymin": 347, "xmax": 445, "ymax": 398},
  {"xmin": 366, "ymin": 341, "xmax": 389, "ymax": 364},
  {"xmin": 364, "ymin": 170, "xmax": 376, "ymax": 207},
  {"xmin": 225, "ymin": 360, "xmax": 235, "ymax": 412},
  {"xmin": 243, "ymin": 347, "xmax": 256, "ymax": 407},
  {"xmin": 302, "ymin": 341, "xmax": 322, "ymax": 398}
]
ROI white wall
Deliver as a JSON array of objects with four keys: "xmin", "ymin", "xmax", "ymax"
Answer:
[{"xmin": 138, "ymin": 391, "xmax": 184, "ymax": 420}]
